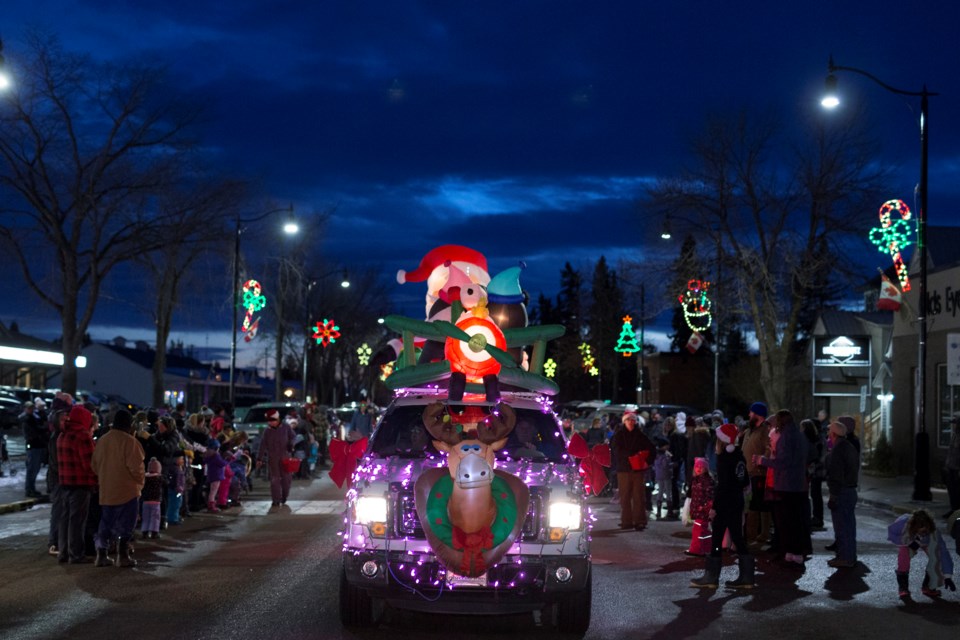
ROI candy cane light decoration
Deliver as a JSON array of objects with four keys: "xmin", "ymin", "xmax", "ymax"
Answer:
[
  {"xmin": 868, "ymin": 199, "xmax": 913, "ymax": 292},
  {"xmin": 241, "ymin": 279, "xmax": 266, "ymax": 334}
]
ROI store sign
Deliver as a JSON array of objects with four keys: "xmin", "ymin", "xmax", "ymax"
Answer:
[
  {"xmin": 948, "ymin": 333, "xmax": 960, "ymax": 386},
  {"xmin": 814, "ymin": 336, "xmax": 871, "ymax": 367}
]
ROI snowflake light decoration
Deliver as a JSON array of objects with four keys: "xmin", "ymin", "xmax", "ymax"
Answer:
[
  {"xmin": 357, "ymin": 343, "xmax": 372, "ymax": 366},
  {"xmin": 544, "ymin": 358, "xmax": 557, "ymax": 378}
]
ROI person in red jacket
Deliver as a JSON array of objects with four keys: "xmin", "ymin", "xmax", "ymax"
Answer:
[{"xmin": 56, "ymin": 405, "xmax": 97, "ymax": 564}]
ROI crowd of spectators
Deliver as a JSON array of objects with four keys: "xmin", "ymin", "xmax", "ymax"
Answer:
[{"xmin": 12, "ymin": 392, "xmax": 331, "ymax": 566}]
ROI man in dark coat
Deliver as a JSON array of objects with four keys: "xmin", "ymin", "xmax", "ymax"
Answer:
[
  {"xmin": 21, "ymin": 402, "xmax": 48, "ymax": 498},
  {"xmin": 826, "ymin": 421, "xmax": 860, "ymax": 568}
]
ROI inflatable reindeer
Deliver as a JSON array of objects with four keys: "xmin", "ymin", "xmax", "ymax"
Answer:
[{"xmin": 414, "ymin": 402, "xmax": 530, "ymax": 577}]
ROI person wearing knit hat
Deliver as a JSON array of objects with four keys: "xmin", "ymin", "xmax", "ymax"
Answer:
[
  {"xmin": 692, "ymin": 422, "xmax": 753, "ymax": 589},
  {"xmin": 203, "ymin": 437, "xmax": 228, "ymax": 512},
  {"xmin": 91, "ymin": 408, "xmax": 145, "ymax": 567},
  {"xmin": 836, "ymin": 415, "xmax": 861, "ymax": 455},
  {"xmin": 748, "ymin": 402, "xmax": 768, "ymax": 420},
  {"xmin": 686, "ymin": 457, "xmax": 715, "ymax": 557},
  {"xmin": 741, "ymin": 402, "xmax": 772, "ymax": 545},
  {"xmin": 56, "ymin": 404, "xmax": 96, "ymax": 564},
  {"xmin": 140, "ymin": 458, "xmax": 164, "ymax": 540}
]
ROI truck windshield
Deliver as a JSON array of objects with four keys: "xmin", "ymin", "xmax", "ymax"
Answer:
[{"xmin": 369, "ymin": 404, "xmax": 568, "ymax": 463}]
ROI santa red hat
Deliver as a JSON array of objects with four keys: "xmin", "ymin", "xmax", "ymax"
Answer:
[
  {"xmin": 715, "ymin": 423, "xmax": 739, "ymax": 451},
  {"xmin": 397, "ymin": 245, "xmax": 488, "ymax": 285}
]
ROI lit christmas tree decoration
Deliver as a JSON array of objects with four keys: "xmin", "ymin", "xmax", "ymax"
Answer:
[
  {"xmin": 357, "ymin": 343, "xmax": 372, "ymax": 366},
  {"xmin": 313, "ymin": 318, "xmax": 341, "ymax": 347},
  {"xmin": 868, "ymin": 199, "xmax": 913, "ymax": 291},
  {"xmin": 614, "ymin": 315, "xmax": 640, "ymax": 357},
  {"xmin": 544, "ymin": 358, "xmax": 557, "ymax": 378},
  {"xmin": 679, "ymin": 279, "xmax": 712, "ymax": 333}
]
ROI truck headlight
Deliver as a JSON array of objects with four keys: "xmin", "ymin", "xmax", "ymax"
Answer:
[
  {"xmin": 548, "ymin": 501, "xmax": 581, "ymax": 530},
  {"xmin": 354, "ymin": 495, "xmax": 388, "ymax": 526}
]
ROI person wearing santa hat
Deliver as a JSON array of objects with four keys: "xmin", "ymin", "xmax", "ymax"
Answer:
[{"xmin": 692, "ymin": 422, "xmax": 753, "ymax": 589}]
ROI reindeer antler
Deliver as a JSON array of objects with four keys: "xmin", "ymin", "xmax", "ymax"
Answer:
[
  {"xmin": 475, "ymin": 403, "xmax": 516, "ymax": 445},
  {"xmin": 422, "ymin": 402, "xmax": 463, "ymax": 445}
]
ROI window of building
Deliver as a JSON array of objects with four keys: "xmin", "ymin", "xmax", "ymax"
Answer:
[{"xmin": 936, "ymin": 364, "xmax": 959, "ymax": 447}]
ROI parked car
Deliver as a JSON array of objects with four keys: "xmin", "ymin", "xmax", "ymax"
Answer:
[
  {"xmin": 0, "ymin": 396, "xmax": 22, "ymax": 430},
  {"xmin": 569, "ymin": 402, "xmax": 639, "ymax": 433},
  {"xmin": 233, "ymin": 401, "xmax": 304, "ymax": 448}
]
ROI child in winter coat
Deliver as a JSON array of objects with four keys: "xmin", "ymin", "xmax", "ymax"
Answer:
[
  {"xmin": 888, "ymin": 509, "xmax": 956, "ymax": 598},
  {"xmin": 203, "ymin": 440, "xmax": 228, "ymax": 513},
  {"xmin": 686, "ymin": 457, "xmax": 714, "ymax": 556},
  {"xmin": 141, "ymin": 458, "xmax": 164, "ymax": 539},
  {"xmin": 166, "ymin": 456, "xmax": 186, "ymax": 526}
]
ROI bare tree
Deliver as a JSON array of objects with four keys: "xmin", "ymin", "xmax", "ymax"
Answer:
[
  {"xmin": 645, "ymin": 107, "xmax": 886, "ymax": 409},
  {"xmin": 137, "ymin": 177, "xmax": 247, "ymax": 407},
  {"xmin": 0, "ymin": 31, "xmax": 199, "ymax": 393}
]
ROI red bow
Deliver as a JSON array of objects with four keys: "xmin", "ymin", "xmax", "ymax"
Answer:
[
  {"xmin": 327, "ymin": 437, "xmax": 368, "ymax": 489},
  {"xmin": 452, "ymin": 525, "xmax": 494, "ymax": 576},
  {"xmin": 567, "ymin": 433, "xmax": 611, "ymax": 496}
]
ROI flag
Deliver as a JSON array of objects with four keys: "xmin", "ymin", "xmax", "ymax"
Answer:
[
  {"xmin": 686, "ymin": 331, "xmax": 703, "ymax": 354},
  {"xmin": 877, "ymin": 273, "xmax": 902, "ymax": 311},
  {"xmin": 244, "ymin": 317, "xmax": 260, "ymax": 342}
]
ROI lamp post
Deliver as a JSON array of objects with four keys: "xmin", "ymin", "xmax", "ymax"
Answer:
[
  {"xmin": 228, "ymin": 205, "xmax": 297, "ymax": 408},
  {"xmin": 822, "ymin": 57, "xmax": 936, "ymax": 501},
  {"xmin": 300, "ymin": 271, "xmax": 350, "ymax": 404}
]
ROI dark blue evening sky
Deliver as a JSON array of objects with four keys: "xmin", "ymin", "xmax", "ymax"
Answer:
[{"xmin": 2, "ymin": 1, "xmax": 959, "ymax": 365}]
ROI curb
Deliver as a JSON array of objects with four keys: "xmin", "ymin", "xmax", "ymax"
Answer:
[{"xmin": 0, "ymin": 497, "xmax": 38, "ymax": 515}]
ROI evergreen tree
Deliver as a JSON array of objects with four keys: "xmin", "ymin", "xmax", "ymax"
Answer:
[
  {"xmin": 588, "ymin": 256, "xmax": 625, "ymax": 401},
  {"xmin": 554, "ymin": 263, "xmax": 587, "ymax": 400}
]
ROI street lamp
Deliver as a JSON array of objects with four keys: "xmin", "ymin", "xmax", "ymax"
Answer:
[
  {"xmin": 301, "ymin": 271, "xmax": 350, "ymax": 403},
  {"xmin": 821, "ymin": 56, "xmax": 937, "ymax": 501},
  {"xmin": 0, "ymin": 38, "xmax": 10, "ymax": 91},
  {"xmin": 228, "ymin": 204, "xmax": 298, "ymax": 407}
]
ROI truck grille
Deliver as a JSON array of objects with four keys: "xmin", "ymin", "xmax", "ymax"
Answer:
[{"xmin": 392, "ymin": 485, "xmax": 544, "ymax": 541}]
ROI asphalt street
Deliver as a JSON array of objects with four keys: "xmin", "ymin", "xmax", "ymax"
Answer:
[{"xmin": 0, "ymin": 469, "xmax": 958, "ymax": 640}]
